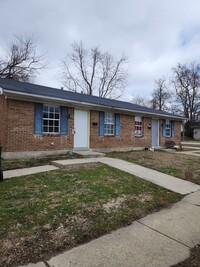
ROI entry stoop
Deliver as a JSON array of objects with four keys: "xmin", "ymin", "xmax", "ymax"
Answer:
[{"xmin": 74, "ymin": 150, "xmax": 105, "ymax": 158}]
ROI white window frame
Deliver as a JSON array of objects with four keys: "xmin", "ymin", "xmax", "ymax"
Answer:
[
  {"xmin": 165, "ymin": 120, "xmax": 171, "ymax": 137},
  {"xmin": 104, "ymin": 112, "xmax": 115, "ymax": 136},
  {"xmin": 135, "ymin": 116, "xmax": 143, "ymax": 137},
  {"xmin": 43, "ymin": 105, "xmax": 60, "ymax": 134}
]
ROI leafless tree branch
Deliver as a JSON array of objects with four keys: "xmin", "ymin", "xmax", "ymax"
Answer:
[
  {"xmin": 171, "ymin": 62, "xmax": 200, "ymax": 120},
  {"xmin": 61, "ymin": 41, "xmax": 129, "ymax": 99},
  {"xmin": 151, "ymin": 77, "xmax": 172, "ymax": 110},
  {"xmin": 0, "ymin": 34, "xmax": 45, "ymax": 82}
]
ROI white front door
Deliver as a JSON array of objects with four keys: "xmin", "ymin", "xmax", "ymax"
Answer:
[
  {"xmin": 152, "ymin": 119, "xmax": 159, "ymax": 147},
  {"xmin": 74, "ymin": 109, "xmax": 89, "ymax": 149}
]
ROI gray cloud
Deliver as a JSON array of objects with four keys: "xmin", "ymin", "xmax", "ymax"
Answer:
[{"xmin": 1, "ymin": 0, "xmax": 200, "ymax": 100}]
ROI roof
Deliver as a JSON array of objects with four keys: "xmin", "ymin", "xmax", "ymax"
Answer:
[{"xmin": 0, "ymin": 78, "xmax": 183, "ymax": 120}]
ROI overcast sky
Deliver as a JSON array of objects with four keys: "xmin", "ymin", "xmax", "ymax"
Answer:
[{"xmin": 1, "ymin": 0, "xmax": 200, "ymax": 101}]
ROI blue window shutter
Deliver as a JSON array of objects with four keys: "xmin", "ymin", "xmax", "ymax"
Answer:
[
  {"xmin": 162, "ymin": 119, "xmax": 166, "ymax": 137},
  {"xmin": 34, "ymin": 103, "xmax": 43, "ymax": 134},
  {"xmin": 99, "ymin": 111, "xmax": 105, "ymax": 136},
  {"xmin": 171, "ymin": 120, "xmax": 175, "ymax": 137},
  {"xmin": 60, "ymin": 106, "xmax": 68, "ymax": 135},
  {"xmin": 115, "ymin": 113, "xmax": 120, "ymax": 136}
]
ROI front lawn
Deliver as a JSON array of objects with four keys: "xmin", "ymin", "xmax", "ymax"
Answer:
[
  {"xmin": 107, "ymin": 150, "xmax": 200, "ymax": 184},
  {"xmin": 0, "ymin": 163, "xmax": 181, "ymax": 267},
  {"xmin": 2, "ymin": 152, "xmax": 81, "ymax": 171}
]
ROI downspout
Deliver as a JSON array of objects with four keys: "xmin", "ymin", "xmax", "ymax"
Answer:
[{"xmin": 182, "ymin": 120, "xmax": 186, "ymax": 141}]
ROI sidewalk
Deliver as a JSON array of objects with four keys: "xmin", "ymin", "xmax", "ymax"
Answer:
[
  {"xmin": 19, "ymin": 190, "xmax": 200, "ymax": 267},
  {"xmin": 3, "ymin": 165, "xmax": 58, "ymax": 179},
  {"xmin": 177, "ymin": 150, "xmax": 200, "ymax": 157}
]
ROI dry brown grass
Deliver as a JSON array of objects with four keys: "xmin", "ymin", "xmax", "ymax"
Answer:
[{"xmin": 107, "ymin": 150, "xmax": 200, "ymax": 184}]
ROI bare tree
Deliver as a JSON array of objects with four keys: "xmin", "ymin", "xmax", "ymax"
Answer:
[
  {"xmin": 61, "ymin": 41, "xmax": 128, "ymax": 99},
  {"xmin": 171, "ymin": 62, "xmax": 200, "ymax": 120},
  {"xmin": 132, "ymin": 95, "xmax": 152, "ymax": 107},
  {"xmin": 151, "ymin": 77, "xmax": 171, "ymax": 110},
  {"xmin": 0, "ymin": 35, "xmax": 45, "ymax": 82}
]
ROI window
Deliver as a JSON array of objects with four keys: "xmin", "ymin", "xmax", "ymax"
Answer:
[
  {"xmin": 162, "ymin": 119, "xmax": 175, "ymax": 138},
  {"xmin": 104, "ymin": 112, "xmax": 115, "ymax": 135},
  {"xmin": 165, "ymin": 120, "xmax": 171, "ymax": 137},
  {"xmin": 135, "ymin": 116, "xmax": 143, "ymax": 136},
  {"xmin": 34, "ymin": 104, "xmax": 68, "ymax": 135},
  {"xmin": 43, "ymin": 105, "xmax": 60, "ymax": 134},
  {"xmin": 99, "ymin": 112, "xmax": 120, "ymax": 137}
]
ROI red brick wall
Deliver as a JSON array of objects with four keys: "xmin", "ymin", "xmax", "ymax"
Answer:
[
  {"xmin": 1, "ymin": 99, "xmax": 182, "ymax": 154},
  {"xmin": 90, "ymin": 111, "xmax": 181, "ymax": 150},
  {"xmin": 90, "ymin": 111, "xmax": 152, "ymax": 149},
  {"xmin": 3, "ymin": 99, "xmax": 74, "ymax": 152}
]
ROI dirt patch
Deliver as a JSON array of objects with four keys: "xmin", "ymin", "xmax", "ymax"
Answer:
[
  {"xmin": 137, "ymin": 193, "xmax": 153, "ymax": 202},
  {"xmin": 103, "ymin": 193, "xmax": 153, "ymax": 212},
  {"xmin": 103, "ymin": 196, "xmax": 126, "ymax": 211},
  {"xmin": 1, "ymin": 216, "xmax": 90, "ymax": 266}
]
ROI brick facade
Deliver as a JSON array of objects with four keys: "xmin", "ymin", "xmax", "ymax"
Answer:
[
  {"xmin": 1, "ymin": 98, "xmax": 74, "ymax": 154},
  {"xmin": 0, "ymin": 97, "xmax": 182, "ymax": 158},
  {"xmin": 90, "ymin": 111, "xmax": 152, "ymax": 149},
  {"xmin": 159, "ymin": 120, "xmax": 182, "ymax": 147}
]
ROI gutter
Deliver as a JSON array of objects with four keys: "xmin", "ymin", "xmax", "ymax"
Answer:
[{"xmin": 2, "ymin": 88, "xmax": 184, "ymax": 120}]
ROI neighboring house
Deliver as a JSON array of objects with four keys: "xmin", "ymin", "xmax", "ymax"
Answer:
[
  {"xmin": 192, "ymin": 122, "xmax": 200, "ymax": 140},
  {"xmin": 0, "ymin": 78, "xmax": 183, "ymax": 159}
]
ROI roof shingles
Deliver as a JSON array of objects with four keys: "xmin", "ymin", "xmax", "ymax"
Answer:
[{"xmin": 0, "ymin": 78, "xmax": 183, "ymax": 119}]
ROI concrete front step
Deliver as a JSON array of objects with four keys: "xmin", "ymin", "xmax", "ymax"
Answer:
[
  {"xmin": 52, "ymin": 158, "xmax": 100, "ymax": 168},
  {"xmin": 74, "ymin": 150, "xmax": 105, "ymax": 158}
]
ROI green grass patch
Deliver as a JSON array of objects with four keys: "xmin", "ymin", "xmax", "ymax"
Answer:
[
  {"xmin": 0, "ymin": 163, "xmax": 181, "ymax": 266},
  {"xmin": 159, "ymin": 166, "xmax": 180, "ymax": 176}
]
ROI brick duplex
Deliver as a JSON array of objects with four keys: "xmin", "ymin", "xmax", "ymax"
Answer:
[{"xmin": 0, "ymin": 78, "xmax": 183, "ymax": 159}]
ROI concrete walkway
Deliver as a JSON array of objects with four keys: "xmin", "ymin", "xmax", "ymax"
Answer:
[
  {"xmin": 4, "ymin": 157, "xmax": 200, "ymax": 195},
  {"xmin": 52, "ymin": 157, "xmax": 200, "ymax": 195},
  {"xmin": 182, "ymin": 146, "xmax": 200, "ymax": 150},
  {"xmin": 100, "ymin": 157, "xmax": 200, "ymax": 194},
  {"xmin": 19, "ymin": 190, "xmax": 200, "ymax": 267},
  {"xmin": 3, "ymin": 165, "xmax": 58, "ymax": 179},
  {"xmin": 181, "ymin": 141, "xmax": 200, "ymax": 146},
  {"xmin": 177, "ymin": 150, "xmax": 200, "ymax": 157},
  {"xmin": 181, "ymin": 141, "xmax": 200, "ymax": 153}
]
